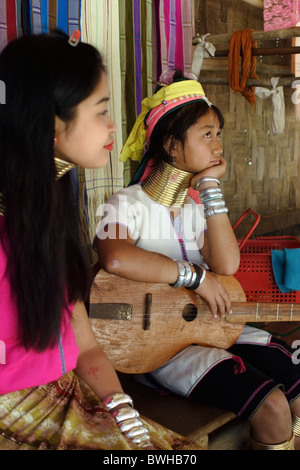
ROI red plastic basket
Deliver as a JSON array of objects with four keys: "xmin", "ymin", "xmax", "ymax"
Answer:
[{"xmin": 233, "ymin": 209, "xmax": 300, "ymax": 303}]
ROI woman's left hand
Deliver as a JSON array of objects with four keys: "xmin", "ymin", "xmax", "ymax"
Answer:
[{"xmin": 190, "ymin": 157, "xmax": 226, "ymax": 190}]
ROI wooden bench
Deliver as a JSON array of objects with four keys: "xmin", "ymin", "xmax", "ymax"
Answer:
[{"xmin": 117, "ymin": 372, "xmax": 235, "ymax": 449}]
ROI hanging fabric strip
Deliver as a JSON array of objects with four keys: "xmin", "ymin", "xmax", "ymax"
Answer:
[
  {"xmin": 119, "ymin": 0, "xmax": 128, "ymax": 144},
  {"xmin": 21, "ymin": 0, "xmax": 32, "ymax": 35},
  {"xmin": 30, "ymin": 0, "xmax": 42, "ymax": 33},
  {"xmin": 0, "ymin": 1, "xmax": 23, "ymax": 52},
  {"xmin": 152, "ymin": 0, "xmax": 161, "ymax": 80},
  {"xmin": 133, "ymin": 0, "xmax": 142, "ymax": 116},
  {"xmin": 159, "ymin": 0, "xmax": 168, "ymax": 71},
  {"xmin": 140, "ymin": 1, "xmax": 147, "ymax": 99},
  {"xmin": 0, "ymin": 1, "xmax": 7, "ymax": 52},
  {"xmin": 41, "ymin": 0, "xmax": 49, "ymax": 33},
  {"xmin": 15, "ymin": 0, "xmax": 22, "ymax": 38},
  {"xmin": 80, "ymin": 0, "xmax": 124, "ymax": 244},
  {"xmin": 48, "ymin": 0, "xmax": 57, "ymax": 32},
  {"xmin": 6, "ymin": 0, "xmax": 17, "ymax": 44},
  {"xmin": 181, "ymin": 0, "xmax": 193, "ymax": 73},
  {"xmin": 57, "ymin": 0, "xmax": 68, "ymax": 33},
  {"xmin": 174, "ymin": 0, "xmax": 183, "ymax": 71},
  {"xmin": 68, "ymin": 0, "xmax": 81, "ymax": 35},
  {"xmin": 124, "ymin": 0, "xmax": 136, "ymax": 136},
  {"xmin": 145, "ymin": 0, "xmax": 153, "ymax": 97},
  {"xmin": 168, "ymin": 0, "xmax": 176, "ymax": 69}
]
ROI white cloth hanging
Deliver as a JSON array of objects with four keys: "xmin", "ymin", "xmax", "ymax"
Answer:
[
  {"xmin": 255, "ymin": 77, "xmax": 285, "ymax": 134},
  {"xmin": 80, "ymin": 0, "xmax": 124, "ymax": 244},
  {"xmin": 192, "ymin": 34, "xmax": 216, "ymax": 79}
]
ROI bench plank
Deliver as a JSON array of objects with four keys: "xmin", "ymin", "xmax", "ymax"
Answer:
[{"xmin": 118, "ymin": 372, "xmax": 235, "ymax": 448}]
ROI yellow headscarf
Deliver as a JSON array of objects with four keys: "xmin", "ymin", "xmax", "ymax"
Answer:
[{"xmin": 120, "ymin": 80, "xmax": 206, "ymax": 163}]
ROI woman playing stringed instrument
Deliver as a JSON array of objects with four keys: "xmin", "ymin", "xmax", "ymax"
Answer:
[
  {"xmin": 0, "ymin": 34, "xmax": 202, "ymax": 451},
  {"xmin": 96, "ymin": 70, "xmax": 300, "ymax": 450}
]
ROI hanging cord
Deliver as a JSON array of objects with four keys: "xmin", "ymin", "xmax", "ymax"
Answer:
[{"xmin": 228, "ymin": 29, "xmax": 258, "ymax": 109}]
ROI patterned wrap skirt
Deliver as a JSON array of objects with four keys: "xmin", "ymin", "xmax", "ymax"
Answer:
[{"xmin": 0, "ymin": 371, "xmax": 202, "ymax": 450}]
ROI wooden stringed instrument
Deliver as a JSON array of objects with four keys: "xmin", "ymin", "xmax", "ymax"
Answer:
[{"xmin": 89, "ymin": 270, "xmax": 300, "ymax": 374}]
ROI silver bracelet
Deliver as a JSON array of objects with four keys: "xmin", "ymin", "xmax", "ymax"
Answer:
[
  {"xmin": 182, "ymin": 261, "xmax": 193, "ymax": 286},
  {"xmin": 205, "ymin": 206, "xmax": 229, "ymax": 219},
  {"xmin": 196, "ymin": 177, "xmax": 220, "ymax": 191},
  {"xmin": 199, "ymin": 265, "xmax": 206, "ymax": 285},
  {"xmin": 113, "ymin": 406, "xmax": 151, "ymax": 447},
  {"xmin": 204, "ymin": 199, "xmax": 226, "ymax": 208},
  {"xmin": 105, "ymin": 393, "xmax": 133, "ymax": 411},
  {"xmin": 169, "ymin": 260, "xmax": 186, "ymax": 288},
  {"xmin": 112, "ymin": 406, "xmax": 140, "ymax": 424},
  {"xmin": 185, "ymin": 264, "xmax": 206, "ymax": 290},
  {"xmin": 200, "ymin": 189, "xmax": 223, "ymax": 203},
  {"xmin": 170, "ymin": 260, "xmax": 193, "ymax": 288},
  {"xmin": 105, "ymin": 394, "xmax": 152, "ymax": 448},
  {"xmin": 200, "ymin": 187, "xmax": 222, "ymax": 197},
  {"xmin": 186, "ymin": 269, "xmax": 197, "ymax": 287},
  {"xmin": 201, "ymin": 194, "xmax": 224, "ymax": 204},
  {"xmin": 199, "ymin": 185, "xmax": 228, "ymax": 219}
]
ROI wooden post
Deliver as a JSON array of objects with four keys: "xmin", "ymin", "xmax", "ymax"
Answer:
[
  {"xmin": 199, "ymin": 76, "xmax": 300, "ymax": 87},
  {"xmin": 242, "ymin": 0, "xmax": 263, "ymax": 8},
  {"xmin": 215, "ymin": 46, "xmax": 300, "ymax": 57},
  {"xmin": 193, "ymin": 27, "xmax": 300, "ymax": 46}
]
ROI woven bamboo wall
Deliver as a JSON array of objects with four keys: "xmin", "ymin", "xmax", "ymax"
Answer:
[{"xmin": 194, "ymin": 0, "xmax": 300, "ymax": 237}]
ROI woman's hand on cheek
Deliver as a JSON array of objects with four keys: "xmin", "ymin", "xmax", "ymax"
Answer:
[{"xmin": 191, "ymin": 157, "xmax": 226, "ymax": 190}]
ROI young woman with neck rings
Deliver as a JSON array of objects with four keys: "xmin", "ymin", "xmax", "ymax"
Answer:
[{"xmin": 96, "ymin": 69, "xmax": 300, "ymax": 451}]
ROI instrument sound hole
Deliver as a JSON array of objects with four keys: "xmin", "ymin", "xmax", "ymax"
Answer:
[{"xmin": 182, "ymin": 303, "xmax": 197, "ymax": 322}]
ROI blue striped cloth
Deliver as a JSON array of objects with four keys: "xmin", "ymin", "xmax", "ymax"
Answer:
[{"xmin": 29, "ymin": 0, "xmax": 81, "ymax": 35}]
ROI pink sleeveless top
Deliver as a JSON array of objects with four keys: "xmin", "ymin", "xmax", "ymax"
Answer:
[{"xmin": 0, "ymin": 216, "xmax": 79, "ymax": 395}]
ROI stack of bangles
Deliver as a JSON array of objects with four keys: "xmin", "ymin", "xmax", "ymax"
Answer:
[
  {"xmin": 196, "ymin": 177, "xmax": 228, "ymax": 219},
  {"xmin": 105, "ymin": 393, "xmax": 152, "ymax": 448},
  {"xmin": 169, "ymin": 260, "xmax": 206, "ymax": 290}
]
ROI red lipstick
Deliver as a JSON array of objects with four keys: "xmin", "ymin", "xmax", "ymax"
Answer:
[{"xmin": 104, "ymin": 141, "xmax": 114, "ymax": 151}]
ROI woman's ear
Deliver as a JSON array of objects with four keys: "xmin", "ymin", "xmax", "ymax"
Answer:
[
  {"xmin": 55, "ymin": 116, "xmax": 66, "ymax": 137},
  {"xmin": 163, "ymin": 136, "xmax": 177, "ymax": 157}
]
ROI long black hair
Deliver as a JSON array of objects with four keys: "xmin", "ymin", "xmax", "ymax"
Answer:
[{"xmin": 0, "ymin": 32, "xmax": 105, "ymax": 351}]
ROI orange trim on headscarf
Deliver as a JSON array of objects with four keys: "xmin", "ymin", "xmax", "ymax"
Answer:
[{"xmin": 228, "ymin": 29, "xmax": 258, "ymax": 109}]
